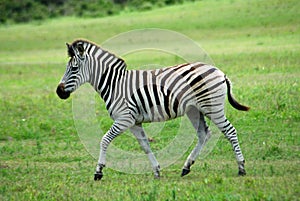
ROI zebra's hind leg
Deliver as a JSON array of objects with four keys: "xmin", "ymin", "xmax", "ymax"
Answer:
[
  {"xmin": 182, "ymin": 109, "xmax": 211, "ymax": 177},
  {"xmin": 130, "ymin": 124, "xmax": 160, "ymax": 178},
  {"xmin": 210, "ymin": 113, "xmax": 246, "ymax": 176}
]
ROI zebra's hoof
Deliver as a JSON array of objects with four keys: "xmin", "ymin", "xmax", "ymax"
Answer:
[
  {"xmin": 238, "ymin": 169, "xmax": 246, "ymax": 176},
  {"xmin": 94, "ymin": 172, "xmax": 103, "ymax": 181},
  {"xmin": 154, "ymin": 174, "xmax": 160, "ymax": 179},
  {"xmin": 181, "ymin": 168, "xmax": 190, "ymax": 177}
]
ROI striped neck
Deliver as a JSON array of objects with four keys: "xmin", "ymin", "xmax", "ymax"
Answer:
[
  {"xmin": 97, "ymin": 54, "xmax": 126, "ymax": 100},
  {"xmin": 86, "ymin": 46, "xmax": 127, "ymax": 107}
]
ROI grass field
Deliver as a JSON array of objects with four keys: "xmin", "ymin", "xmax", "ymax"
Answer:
[{"xmin": 0, "ymin": 0, "xmax": 299, "ymax": 200}]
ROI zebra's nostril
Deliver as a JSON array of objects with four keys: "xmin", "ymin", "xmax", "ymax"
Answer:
[
  {"xmin": 56, "ymin": 83, "xmax": 70, "ymax": 99},
  {"xmin": 57, "ymin": 83, "xmax": 65, "ymax": 92}
]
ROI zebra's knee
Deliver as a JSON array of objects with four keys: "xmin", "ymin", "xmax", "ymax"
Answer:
[{"xmin": 100, "ymin": 137, "xmax": 110, "ymax": 152}]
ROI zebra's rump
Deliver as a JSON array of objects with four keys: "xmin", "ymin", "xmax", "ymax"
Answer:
[{"xmin": 126, "ymin": 62, "xmax": 226, "ymax": 123}]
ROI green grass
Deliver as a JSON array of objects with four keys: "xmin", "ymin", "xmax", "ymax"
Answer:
[{"xmin": 0, "ymin": 0, "xmax": 299, "ymax": 200}]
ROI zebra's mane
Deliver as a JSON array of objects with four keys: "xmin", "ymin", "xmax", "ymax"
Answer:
[
  {"xmin": 69, "ymin": 39, "xmax": 126, "ymax": 68},
  {"xmin": 71, "ymin": 38, "xmax": 99, "ymax": 49}
]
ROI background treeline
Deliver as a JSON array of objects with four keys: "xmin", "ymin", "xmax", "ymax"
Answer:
[{"xmin": 0, "ymin": 0, "xmax": 196, "ymax": 24}]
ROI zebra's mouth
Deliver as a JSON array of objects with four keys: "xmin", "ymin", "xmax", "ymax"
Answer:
[{"xmin": 56, "ymin": 83, "xmax": 70, "ymax": 99}]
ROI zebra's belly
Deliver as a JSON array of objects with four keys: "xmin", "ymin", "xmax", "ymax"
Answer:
[{"xmin": 134, "ymin": 105, "xmax": 186, "ymax": 124}]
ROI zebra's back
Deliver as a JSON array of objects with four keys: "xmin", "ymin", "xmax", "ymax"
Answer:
[{"xmin": 125, "ymin": 62, "xmax": 226, "ymax": 123}]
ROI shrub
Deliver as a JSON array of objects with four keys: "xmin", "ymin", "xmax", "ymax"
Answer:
[{"xmin": 0, "ymin": 0, "xmax": 197, "ymax": 24}]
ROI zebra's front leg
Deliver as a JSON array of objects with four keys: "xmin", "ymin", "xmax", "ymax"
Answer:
[
  {"xmin": 94, "ymin": 132, "xmax": 110, "ymax": 181},
  {"xmin": 94, "ymin": 163, "xmax": 104, "ymax": 181},
  {"xmin": 130, "ymin": 124, "xmax": 160, "ymax": 179},
  {"xmin": 94, "ymin": 118, "xmax": 134, "ymax": 181}
]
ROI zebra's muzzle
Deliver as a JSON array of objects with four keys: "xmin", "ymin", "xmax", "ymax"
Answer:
[{"xmin": 56, "ymin": 83, "xmax": 70, "ymax": 99}]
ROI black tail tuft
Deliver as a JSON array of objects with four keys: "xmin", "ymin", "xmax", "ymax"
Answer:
[{"xmin": 225, "ymin": 76, "xmax": 250, "ymax": 111}]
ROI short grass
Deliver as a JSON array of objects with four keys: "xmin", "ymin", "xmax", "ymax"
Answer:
[{"xmin": 0, "ymin": 0, "xmax": 299, "ymax": 200}]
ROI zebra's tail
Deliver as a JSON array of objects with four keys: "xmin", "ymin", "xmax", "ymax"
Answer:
[{"xmin": 224, "ymin": 75, "xmax": 250, "ymax": 111}]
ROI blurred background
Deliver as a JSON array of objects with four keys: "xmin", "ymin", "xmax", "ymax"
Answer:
[{"xmin": 0, "ymin": 0, "xmax": 195, "ymax": 23}]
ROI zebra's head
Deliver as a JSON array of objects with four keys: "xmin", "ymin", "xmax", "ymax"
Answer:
[{"xmin": 56, "ymin": 41, "xmax": 89, "ymax": 99}]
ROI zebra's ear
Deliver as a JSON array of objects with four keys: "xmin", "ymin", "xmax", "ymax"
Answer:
[
  {"xmin": 66, "ymin": 43, "xmax": 74, "ymax": 57},
  {"xmin": 77, "ymin": 43, "xmax": 84, "ymax": 57}
]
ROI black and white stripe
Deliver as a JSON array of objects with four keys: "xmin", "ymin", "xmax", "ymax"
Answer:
[{"xmin": 56, "ymin": 39, "xmax": 249, "ymax": 180}]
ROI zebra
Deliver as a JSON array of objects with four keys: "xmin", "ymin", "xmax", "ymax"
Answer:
[{"xmin": 56, "ymin": 39, "xmax": 250, "ymax": 181}]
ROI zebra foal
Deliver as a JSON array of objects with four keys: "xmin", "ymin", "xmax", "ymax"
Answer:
[{"xmin": 56, "ymin": 39, "xmax": 249, "ymax": 180}]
